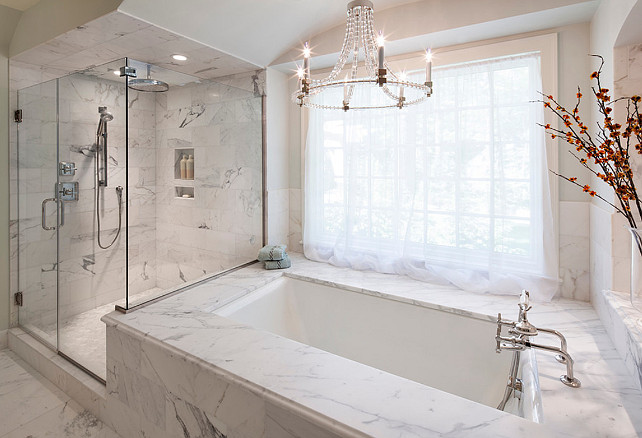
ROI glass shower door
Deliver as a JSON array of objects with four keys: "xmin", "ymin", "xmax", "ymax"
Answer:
[
  {"xmin": 16, "ymin": 60, "xmax": 128, "ymax": 381},
  {"xmin": 16, "ymin": 79, "xmax": 59, "ymax": 349},
  {"xmin": 56, "ymin": 60, "xmax": 127, "ymax": 381}
]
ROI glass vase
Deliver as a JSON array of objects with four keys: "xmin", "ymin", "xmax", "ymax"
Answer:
[{"xmin": 629, "ymin": 227, "xmax": 642, "ymax": 310}]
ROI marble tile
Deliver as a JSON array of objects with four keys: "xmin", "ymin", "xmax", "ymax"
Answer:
[
  {"xmin": 0, "ymin": 349, "xmax": 119, "ymax": 438},
  {"xmin": 559, "ymin": 201, "xmax": 589, "ymax": 237},
  {"xmin": 11, "ymin": 11, "xmax": 259, "ymax": 84},
  {"xmin": 267, "ymin": 188, "xmax": 289, "ymax": 246},
  {"xmin": 288, "ymin": 188, "xmax": 303, "ymax": 253},
  {"xmin": 559, "ymin": 235, "xmax": 590, "ymax": 301}
]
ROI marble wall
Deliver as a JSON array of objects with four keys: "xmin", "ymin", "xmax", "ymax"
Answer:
[
  {"xmin": 153, "ymin": 71, "xmax": 264, "ymax": 290},
  {"xmin": 592, "ymin": 44, "xmax": 642, "ymax": 294},
  {"xmin": 559, "ymin": 201, "xmax": 591, "ymax": 301},
  {"xmin": 11, "ymin": 63, "xmax": 158, "ymax": 334},
  {"xmin": 9, "ymin": 64, "xmax": 266, "ymax": 326}
]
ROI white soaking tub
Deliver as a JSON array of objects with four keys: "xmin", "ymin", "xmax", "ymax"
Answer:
[{"xmin": 215, "ymin": 275, "xmax": 543, "ymax": 422}]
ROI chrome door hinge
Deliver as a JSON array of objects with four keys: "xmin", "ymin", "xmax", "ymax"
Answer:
[
  {"xmin": 14, "ymin": 110, "xmax": 22, "ymax": 123},
  {"xmin": 14, "ymin": 292, "xmax": 23, "ymax": 306}
]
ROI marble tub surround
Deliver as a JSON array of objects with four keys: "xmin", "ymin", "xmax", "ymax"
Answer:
[
  {"xmin": 593, "ymin": 289, "xmax": 642, "ymax": 393},
  {"xmin": 103, "ymin": 254, "xmax": 642, "ymax": 437}
]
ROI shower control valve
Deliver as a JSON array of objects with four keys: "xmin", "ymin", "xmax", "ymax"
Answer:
[
  {"xmin": 57, "ymin": 182, "xmax": 79, "ymax": 201},
  {"xmin": 59, "ymin": 161, "xmax": 76, "ymax": 176}
]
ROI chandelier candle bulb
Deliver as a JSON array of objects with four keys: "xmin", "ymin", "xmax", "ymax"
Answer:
[
  {"xmin": 303, "ymin": 42, "xmax": 311, "ymax": 81},
  {"xmin": 377, "ymin": 32, "xmax": 385, "ymax": 69},
  {"xmin": 426, "ymin": 50, "xmax": 432, "ymax": 83},
  {"xmin": 344, "ymin": 75, "xmax": 349, "ymax": 103}
]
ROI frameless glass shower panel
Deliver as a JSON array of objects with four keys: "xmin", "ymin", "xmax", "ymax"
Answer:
[
  {"xmin": 126, "ymin": 59, "xmax": 264, "ymax": 308},
  {"xmin": 16, "ymin": 79, "xmax": 59, "ymax": 348},
  {"xmin": 57, "ymin": 59, "xmax": 127, "ymax": 379}
]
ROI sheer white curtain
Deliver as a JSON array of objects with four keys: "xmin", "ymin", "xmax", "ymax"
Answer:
[{"xmin": 303, "ymin": 53, "xmax": 559, "ymax": 301}]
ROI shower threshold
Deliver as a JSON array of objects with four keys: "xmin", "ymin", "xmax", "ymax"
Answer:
[{"xmin": 28, "ymin": 287, "xmax": 164, "ymax": 382}]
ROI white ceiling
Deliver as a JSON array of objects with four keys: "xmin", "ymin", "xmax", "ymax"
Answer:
[
  {"xmin": 118, "ymin": 0, "xmax": 427, "ymax": 67},
  {"xmin": 118, "ymin": 0, "xmax": 601, "ymax": 68},
  {"xmin": 0, "ymin": 0, "xmax": 39, "ymax": 11}
]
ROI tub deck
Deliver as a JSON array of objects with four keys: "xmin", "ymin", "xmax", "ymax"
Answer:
[{"xmin": 102, "ymin": 253, "xmax": 642, "ymax": 438}]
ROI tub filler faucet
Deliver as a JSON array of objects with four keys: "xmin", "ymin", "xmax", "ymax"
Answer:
[{"xmin": 495, "ymin": 290, "xmax": 581, "ymax": 388}]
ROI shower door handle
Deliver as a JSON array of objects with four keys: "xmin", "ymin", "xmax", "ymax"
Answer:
[{"xmin": 41, "ymin": 198, "xmax": 57, "ymax": 230}]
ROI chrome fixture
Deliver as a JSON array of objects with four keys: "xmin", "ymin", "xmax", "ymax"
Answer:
[
  {"xmin": 59, "ymin": 161, "xmax": 76, "ymax": 176},
  {"xmin": 58, "ymin": 182, "xmax": 79, "ymax": 202},
  {"xmin": 41, "ymin": 182, "xmax": 78, "ymax": 231},
  {"xmin": 128, "ymin": 64, "xmax": 169, "ymax": 92},
  {"xmin": 495, "ymin": 290, "xmax": 581, "ymax": 388},
  {"xmin": 95, "ymin": 106, "xmax": 123, "ymax": 249},
  {"xmin": 496, "ymin": 349, "xmax": 523, "ymax": 411},
  {"xmin": 119, "ymin": 66, "xmax": 136, "ymax": 78},
  {"xmin": 96, "ymin": 107, "xmax": 112, "ymax": 187},
  {"xmin": 293, "ymin": 0, "xmax": 432, "ymax": 110}
]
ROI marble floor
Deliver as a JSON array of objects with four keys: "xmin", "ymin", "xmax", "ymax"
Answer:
[
  {"xmin": 58, "ymin": 287, "xmax": 163, "ymax": 380},
  {"xmin": 20, "ymin": 287, "xmax": 163, "ymax": 381},
  {"xmin": 0, "ymin": 349, "xmax": 120, "ymax": 437}
]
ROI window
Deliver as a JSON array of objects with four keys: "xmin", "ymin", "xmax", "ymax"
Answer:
[{"xmin": 304, "ymin": 44, "xmax": 559, "ymax": 300}]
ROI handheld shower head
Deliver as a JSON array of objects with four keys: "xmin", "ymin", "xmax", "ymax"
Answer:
[{"xmin": 98, "ymin": 106, "xmax": 113, "ymax": 122}]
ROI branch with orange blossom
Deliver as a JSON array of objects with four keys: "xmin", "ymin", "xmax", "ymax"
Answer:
[{"xmin": 538, "ymin": 55, "xmax": 642, "ymax": 240}]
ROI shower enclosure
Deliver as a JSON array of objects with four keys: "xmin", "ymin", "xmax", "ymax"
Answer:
[{"xmin": 14, "ymin": 58, "xmax": 264, "ymax": 380}]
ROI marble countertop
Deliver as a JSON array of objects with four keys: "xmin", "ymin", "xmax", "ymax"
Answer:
[{"xmin": 104, "ymin": 253, "xmax": 642, "ymax": 437}]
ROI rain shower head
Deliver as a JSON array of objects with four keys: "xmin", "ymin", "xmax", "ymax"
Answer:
[{"xmin": 128, "ymin": 64, "xmax": 169, "ymax": 92}]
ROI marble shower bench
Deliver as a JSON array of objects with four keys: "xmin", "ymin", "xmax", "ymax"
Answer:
[{"xmin": 101, "ymin": 254, "xmax": 642, "ymax": 438}]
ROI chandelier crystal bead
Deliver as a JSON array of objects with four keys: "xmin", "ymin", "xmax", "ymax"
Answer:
[{"xmin": 293, "ymin": 0, "xmax": 432, "ymax": 110}]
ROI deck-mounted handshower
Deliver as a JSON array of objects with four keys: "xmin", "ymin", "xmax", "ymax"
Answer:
[{"xmin": 95, "ymin": 106, "xmax": 123, "ymax": 249}]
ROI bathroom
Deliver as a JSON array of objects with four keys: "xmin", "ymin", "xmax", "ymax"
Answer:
[{"xmin": 1, "ymin": 0, "xmax": 642, "ymax": 437}]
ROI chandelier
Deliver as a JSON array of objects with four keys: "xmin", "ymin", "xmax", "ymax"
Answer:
[{"xmin": 293, "ymin": 0, "xmax": 432, "ymax": 110}]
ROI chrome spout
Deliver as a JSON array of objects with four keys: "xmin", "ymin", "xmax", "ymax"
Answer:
[{"xmin": 495, "ymin": 292, "xmax": 581, "ymax": 389}]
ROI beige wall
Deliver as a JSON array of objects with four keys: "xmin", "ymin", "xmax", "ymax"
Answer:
[
  {"xmin": 0, "ymin": 5, "xmax": 21, "ymax": 332},
  {"xmin": 588, "ymin": 0, "xmax": 640, "ymax": 300}
]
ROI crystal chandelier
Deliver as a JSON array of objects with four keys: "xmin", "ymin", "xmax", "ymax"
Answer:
[{"xmin": 293, "ymin": 0, "xmax": 433, "ymax": 110}]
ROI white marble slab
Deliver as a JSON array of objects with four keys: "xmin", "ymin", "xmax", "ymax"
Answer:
[
  {"xmin": 0, "ymin": 349, "xmax": 120, "ymax": 438},
  {"xmin": 104, "ymin": 253, "xmax": 642, "ymax": 437}
]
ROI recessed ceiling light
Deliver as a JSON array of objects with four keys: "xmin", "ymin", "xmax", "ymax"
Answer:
[
  {"xmin": 113, "ymin": 70, "xmax": 120, "ymax": 76},
  {"xmin": 172, "ymin": 54, "xmax": 187, "ymax": 61}
]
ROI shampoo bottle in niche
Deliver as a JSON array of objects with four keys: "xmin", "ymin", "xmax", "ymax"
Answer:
[
  {"xmin": 186, "ymin": 154, "xmax": 194, "ymax": 180},
  {"xmin": 180, "ymin": 154, "xmax": 187, "ymax": 179}
]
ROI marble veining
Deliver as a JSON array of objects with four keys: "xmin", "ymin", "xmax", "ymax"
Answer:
[
  {"xmin": 103, "ymin": 253, "xmax": 642, "ymax": 438},
  {"xmin": 0, "ymin": 349, "xmax": 120, "ymax": 438}
]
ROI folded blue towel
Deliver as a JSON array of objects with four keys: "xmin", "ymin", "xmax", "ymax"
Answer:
[
  {"xmin": 264, "ymin": 254, "xmax": 291, "ymax": 270},
  {"xmin": 258, "ymin": 245, "xmax": 287, "ymax": 261}
]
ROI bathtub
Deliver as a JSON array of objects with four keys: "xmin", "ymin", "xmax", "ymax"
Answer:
[{"xmin": 215, "ymin": 275, "xmax": 543, "ymax": 422}]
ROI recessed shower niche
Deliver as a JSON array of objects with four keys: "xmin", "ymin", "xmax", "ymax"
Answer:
[
  {"xmin": 174, "ymin": 148, "xmax": 195, "ymax": 181},
  {"xmin": 14, "ymin": 57, "xmax": 264, "ymax": 380}
]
